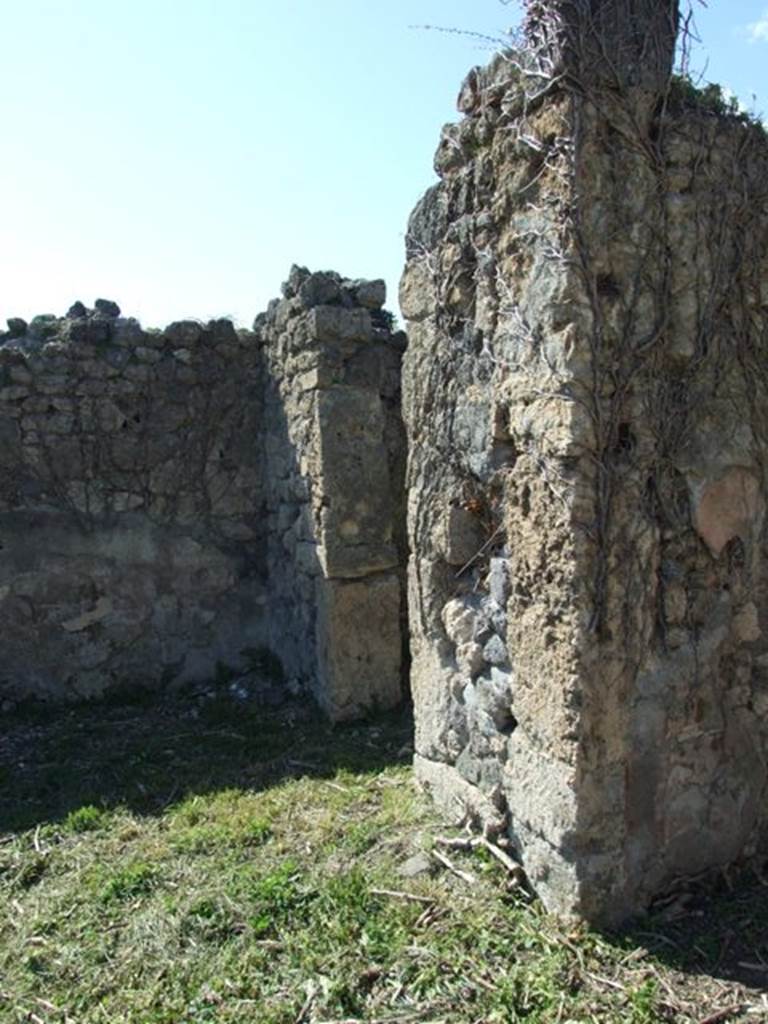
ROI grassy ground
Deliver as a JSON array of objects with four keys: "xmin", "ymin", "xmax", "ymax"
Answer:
[{"xmin": 1, "ymin": 693, "xmax": 766, "ymax": 1024}]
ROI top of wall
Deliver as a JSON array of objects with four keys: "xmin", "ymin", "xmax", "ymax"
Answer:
[
  {"xmin": 1, "ymin": 298, "xmax": 248, "ymax": 360},
  {"xmin": 2, "ymin": 265, "xmax": 400, "ymax": 360}
]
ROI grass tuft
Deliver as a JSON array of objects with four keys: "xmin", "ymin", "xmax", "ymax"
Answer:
[
  {"xmin": 63, "ymin": 803, "xmax": 109, "ymax": 833},
  {"xmin": 99, "ymin": 861, "xmax": 158, "ymax": 903}
]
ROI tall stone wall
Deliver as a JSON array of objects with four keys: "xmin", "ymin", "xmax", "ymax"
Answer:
[
  {"xmin": 0, "ymin": 273, "xmax": 406, "ymax": 720},
  {"xmin": 402, "ymin": 47, "xmax": 768, "ymax": 922}
]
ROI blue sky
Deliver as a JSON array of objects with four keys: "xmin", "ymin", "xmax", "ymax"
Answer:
[{"xmin": 1, "ymin": 1, "xmax": 766, "ymax": 328}]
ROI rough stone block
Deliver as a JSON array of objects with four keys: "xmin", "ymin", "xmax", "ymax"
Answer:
[
  {"xmin": 309, "ymin": 306, "xmax": 373, "ymax": 345},
  {"xmin": 315, "ymin": 573, "xmax": 402, "ymax": 721},
  {"xmin": 315, "ymin": 386, "xmax": 398, "ymax": 578},
  {"xmin": 437, "ymin": 506, "xmax": 486, "ymax": 567}
]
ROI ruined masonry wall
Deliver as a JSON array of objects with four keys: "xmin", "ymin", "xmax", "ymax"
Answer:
[
  {"xmin": 402, "ymin": 54, "xmax": 768, "ymax": 923},
  {"xmin": 0, "ymin": 275, "xmax": 405, "ymax": 719},
  {"xmin": 257, "ymin": 267, "xmax": 406, "ymax": 719},
  {"xmin": 402, "ymin": 56, "xmax": 584, "ymax": 911}
]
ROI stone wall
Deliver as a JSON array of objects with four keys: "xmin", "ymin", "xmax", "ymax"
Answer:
[
  {"xmin": 402, "ymin": 47, "xmax": 768, "ymax": 923},
  {"xmin": 258, "ymin": 267, "xmax": 407, "ymax": 720},
  {"xmin": 0, "ymin": 273, "xmax": 406, "ymax": 720}
]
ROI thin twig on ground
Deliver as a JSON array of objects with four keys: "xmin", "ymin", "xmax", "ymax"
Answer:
[
  {"xmin": 370, "ymin": 888, "xmax": 435, "ymax": 905},
  {"xmin": 431, "ymin": 849, "xmax": 476, "ymax": 884}
]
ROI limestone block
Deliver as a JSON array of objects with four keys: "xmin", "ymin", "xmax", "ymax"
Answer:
[
  {"xmin": 295, "ymin": 541, "xmax": 321, "ymax": 576},
  {"xmin": 315, "ymin": 386, "xmax": 397, "ymax": 578},
  {"xmin": 414, "ymin": 753, "xmax": 502, "ymax": 824},
  {"xmin": 60, "ymin": 596, "xmax": 113, "ymax": 633},
  {"xmin": 663, "ymin": 582, "xmax": 687, "ymax": 626},
  {"xmin": 96, "ymin": 398, "xmax": 128, "ymax": 432},
  {"xmin": 315, "ymin": 573, "xmax": 402, "ymax": 721},
  {"xmin": 442, "ymin": 598, "xmax": 482, "ymax": 646},
  {"xmin": 9, "ymin": 365, "xmax": 32, "ymax": 385},
  {"xmin": 309, "ymin": 306, "xmax": 373, "ymax": 345},
  {"xmin": 457, "ymin": 66, "xmax": 480, "ymax": 115},
  {"xmin": 0, "ymin": 416, "xmax": 21, "ymax": 462},
  {"xmin": 124, "ymin": 362, "xmax": 154, "ymax": 382},
  {"xmin": 399, "ymin": 259, "xmax": 435, "ymax": 322},
  {"xmin": 112, "ymin": 492, "xmax": 144, "ymax": 513},
  {"xmin": 353, "ymin": 279, "xmax": 386, "ymax": 310},
  {"xmin": 135, "ymin": 345, "xmax": 162, "ymax": 364},
  {"xmin": 297, "ymin": 366, "xmax": 337, "ymax": 391},
  {"xmin": 0, "ymin": 386, "xmax": 31, "ymax": 402},
  {"xmin": 733, "ymin": 602, "xmax": 761, "ymax": 644},
  {"xmin": 483, "ymin": 634, "xmax": 509, "ymax": 667},
  {"xmin": 456, "ymin": 641, "xmax": 485, "ymax": 678},
  {"xmin": 298, "ymin": 272, "xmax": 343, "ymax": 309},
  {"xmin": 436, "ymin": 506, "xmax": 486, "ymax": 567},
  {"xmin": 164, "ymin": 321, "xmax": 204, "ymax": 346},
  {"xmin": 507, "ymin": 393, "xmax": 593, "ymax": 457}
]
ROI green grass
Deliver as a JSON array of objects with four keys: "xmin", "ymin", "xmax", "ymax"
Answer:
[
  {"xmin": 1, "ymin": 695, "xmax": 766, "ymax": 1023},
  {"xmin": 62, "ymin": 804, "xmax": 110, "ymax": 834}
]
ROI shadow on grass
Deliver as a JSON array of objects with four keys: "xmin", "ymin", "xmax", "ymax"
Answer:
[
  {"xmin": 0, "ymin": 690, "xmax": 413, "ymax": 834},
  {"xmin": 3, "ymin": 692, "xmax": 766, "ymax": 1005},
  {"xmin": 610, "ymin": 868, "xmax": 768, "ymax": 996}
]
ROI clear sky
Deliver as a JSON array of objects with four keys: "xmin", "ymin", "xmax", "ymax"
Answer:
[{"xmin": 1, "ymin": 1, "xmax": 766, "ymax": 329}]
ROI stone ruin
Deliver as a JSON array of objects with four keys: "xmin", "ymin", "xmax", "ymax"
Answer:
[
  {"xmin": 3, "ymin": 0, "xmax": 768, "ymax": 924},
  {"xmin": 402, "ymin": 0, "xmax": 768, "ymax": 923},
  {"xmin": 0, "ymin": 272, "xmax": 405, "ymax": 722}
]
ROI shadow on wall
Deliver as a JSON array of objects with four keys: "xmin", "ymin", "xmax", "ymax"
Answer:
[
  {"xmin": 0, "ymin": 267, "xmax": 408, "ymax": 721},
  {"xmin": 0, "ymin": 302, "xmax": 273, "ymax": 704},
  {"xmin": 256, "ymin": 266, "xmax": 409, "ymax": 721}
]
